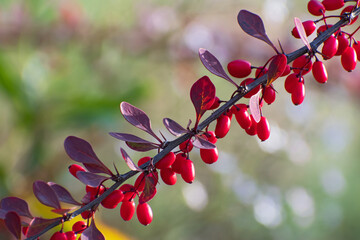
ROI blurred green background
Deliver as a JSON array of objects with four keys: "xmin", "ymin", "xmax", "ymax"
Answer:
[{"xmin": 1, "ymin": 0, "xmax": 360, "ymax": 239}]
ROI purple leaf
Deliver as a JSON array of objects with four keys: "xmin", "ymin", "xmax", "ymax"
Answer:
[
  {"xmin": 163, "ymin": 118, "xmax": 188, "ymax": 136},
  {"xmin": 198, "ymin": 48, "xmax": 238, "ymax": 87},
  {"xmin": 120, "ymin": 102, "xmax": 160, "ymax": 141},
  {"xmin": 0, "ymin": 197, "xmax": 33, "ymax": 218},
  {"xmin": 126, "ymin": 142, "xmax": 159, "ymax": 152},
  {"xmin": 190, "ymin": 76, "xmax": 216, "ymax": 124},
  {"xmin": 294, "ymin": 17, "xmax": 311, "ymax": 51},
  {"xmin": 51, "ymin": 208, "xmax": 73, "ymax": 215},
  {"xmin": 47, "ymin": 182, "xmax": 81, "ymax": 206},
  {"xmin": 237, "ymin": 10, "xmax": 277, "ymax": 53},
  {"xmin": 120, "ymin": 148, "xmax": 143, "ymax": 171},
  {"xmin": 139, "ymin": 174, "xmax": 157, "ymax": 204},
  {"xmin": 27, "ymin": 217, "xmax": 62, "ymax": 238},
  {"xmin": 81, "ymin": 219, "xmax": 105, "ymax": 240},
  {"xmin": 5, "ymin": 212, "xmax": 21, "ymax": 239},
  {"xmin": 109, "ymin": 132, "xmax": 157, "ymax": 145},
  {"xmin": 0, "ymin": 209, "xmax": 6, "ymax": 219},
  {"xmin": 33, "ymin": 181, "xmax": 61, "ymax": 209},
  {"xmin": 192, "ymin": 135, "xmax": 216, "ymax": 149},
  {"xmin": 267, "ymin": 54, "xmax": 287, "ymax": 86},
  {"xmin": 249, "ymin": 91, "xmax": 261, "ymax": 123},
  {"xmin": 76, "ymin": 172, "xmax": 109, "ymax": 188},
  {"xmin": 64, "ymin": 136, "xmax": 113, "ymax": 176}
]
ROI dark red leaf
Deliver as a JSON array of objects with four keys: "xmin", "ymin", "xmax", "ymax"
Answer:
[
  {"xmin": 120, "ymin": 102, "xmax": 159, "ymax": 141},
  {"xmin": 27, "ymin": 217, "xmax": 62, "ymax": 238},
  {"xmin": 0, "ymin": 197, "xmax": 33, "ymax": 218},
  {"xmin": 47, "ymin": 182, "xmax": 81, "ymax": 206},
  {"xmin": 33, "ymin": 181, "xmax": 61, "ymax": 209},
  {"xmin": 163, "ymin": 118, "xmax": 188, "ymax": 136},
  {"xmin": 238, "ymin": 10, "xmax": 277, "ymax": 52},
  {"xmin": 190, "ymin": 76, "xmax": 216, "ymax": 123},
  {"xmin": 109, "ymin": 132, "xmax": 158, "ymax": 145},
  {"xmin": 139, "ymin": 174, "xmax": 157, "ymax": 204},
  {"xmin": 249, "ymin": 91, "xmax": 261, "ymax": 123},
  {"xmin": 81, "ymin": 219, "xmax": 105, "ymax": 240},
  {"xmin": 120, "ymin": 148, "xmax": 143, "ymax": 171},
  {"xmin": 126, "ymin": 142, "xmax": 158, "ymax": 152},
  {"xmin": 294, "ymin": 17, "xmax": 311, "ymax": 51},
  {"xmin": 192, "ymin": 135, "xmax": 216, "ymax": 149},
  {"xmin": 64, "ymin": 136, "xmax": 113, "ymax": 176},
  {"xmin": 51, "ymin": 208, "xmax": 73, "ymax": 215},
  {"xmin": 76, "ymin": 172, "xmax": 109, "ymax": 188},
  {"xmin": 267, "ymin": 54, "xmax": 288, "ymax": 86},
  {"xmin": 198, "ymin": 48, "xmax": 238, "ymax": 87},
  {"xmin": 5, "ymin": 212, "xmax": 21, "ymax": 239}
]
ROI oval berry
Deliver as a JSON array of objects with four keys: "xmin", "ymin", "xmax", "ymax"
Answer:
[
  {"xmin": 101, "ymin": 189, "xmax": 124, "ymax": 209},
  {"xmin": 50, "ymin": 232, "xmax": 67, "ymax": 240},
  {"xmin": 353, "ymin": 42, "xmax": 360, "ymax": 61},
  {"xmin": 172, "ymin": 153, "xmax": 187, "ymax": 174},
  {"xmin": 245, "ymin": 115, "xmax": 257, "ymax": 136},
  {"xmin": 179, "ymin": 139, "xmax": 193, "ymax": 153},
  {"xmin": 322, "ymin": 0, "xmax": 344, "ymax": 11},
  {"xmin": 312, "ymin": 60, "xmax": 328, "ymax": 83},
  {"xmin": 322, "ymin": 35, "xmax": 338, "ymax": 60},
  {"xmin": 215, "ymin": 114, "xmax": 231, "ymax": 138},
  {"xmin": 138, "ymin": 156, "xmax": 151, "ymax": 167},
  {"xmin": 281, "ymin": 64, "xmax": 291, "ymax": 77},
  {"xmin": 203, "ymin": 131, "xmax": 217, "ymax": 144},
  {"xmin": 65, "ymin": 231, "xmax": 77, "ymax": 240},
  {"xmin": 160, "ymin": 168, "xmax": 177, "ymax": 185},
  {"xmin": 233, "ymin": 104, "xmax": 251, "ymax": 129},
  {"xmin": 341, "ymin": 46, "xmax": 357, "ymax": 72},
  {"xmin": 308, "ymin": 0, "xmax": 325, "ymax": 16},
  {"xmin": 292, "ymin": 21, "xmax": 316, "ymax": 38},
  {"xmin": 284, "ymin": 73, "xmax": 301, "ymax": 93},
  {"xmin": 341, "ymin": 6, "xmax": 358, "ymax": 25},
  {"xmin": 155, "ymin": 152, "xmax": 176, "ymax": 169},
  {"xmin": 291, "ymin": 81, "xmax": 305, "ymax": 105},
  {"xmin": 257, "ymin": 116, "xmax": 270, "ymax": 141},
  {"xmin": 241, "ymin": 78, "xmax": 261, "ymax": 98},
  {"xmin": 200, "ymin": 147, "xmax": 219, "ymax": 164},
  {"xmin": 137, "ymin": 203, "xmax": 153, "ymax": 226},
  {"xmin": 120, "ymin": 200, "xmax": 136, "ymax": 221},
  {"xmin": 134, "ymin": 172, "xmax": 146, "ymax": 192},
  {"xmin": 68, "ymin": 164, "xmax": 85, "ymax": 179},
  {"xmin": 227, "ymin": 59, "xmax": 252, "ymax": 78},
  {"xmin": 81, "ymin": 209, "xmax": 93, "ymax": 219},
  {"xmin": 86, "ymin": 185, "xmax": 105, "ymax": 198},
  {"xmin": 335, "ymin": 33, "xmax": 349, "ymax": 56},
  {"xmin": 181, "ymin": 159, "xmax": 195, "ymax": 183},
  {"xmin": 120, "ymin": 184, "xmax": 137, "ymax": 202},
  {"xmin": 263, "ymin": 86, "xmax": 276, "ymax": 105},
  {"xmin": 72, "ymin": 221, "xmax": 87, "ymax": 234},
  {"xmin": 292, "ymin": 55, "xmax": 313, "ymax": 75}
]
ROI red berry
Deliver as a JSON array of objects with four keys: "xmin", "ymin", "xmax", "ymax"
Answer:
[
  {"xmin": 281, "ymin": 64, "xmax": 291, "ymax": 77},
  {"xmin": 120, "ymin": 200, "xmax": 136, "ymax": 221},
  {"xmin": 322, "ymin": 0, "xmax": 344, "ymax": 11},
  {"xmin": 233, "ymin": 104, "xmax": 251, "ymax": 129},
  {"xmin": 200, "ymin": 147, "xmax": 219, "ymax": 164},
  {"xmin": 255, "ymin": 67, "xmax": 268, "ymax": 78},
  {"xmin": 172, "ymin": 153, "xmax": 187, "ymax": 174},
  {"xmin": 322, "ymin": 35, "xmax": 338, "ymax": 60},
  {"xmin": 285, "ymin": 73, "xmax": 302, "ymax": 93},
  {"xmin": 160, "ymin": 168, "xmax": 177, "ymax": 185},
  {"xmin": 179, "ymin": 139, "xmax": 193, "ymax": 153},
  {"xmin": 81, "ymin": 209, "xmax": 93, "ymax": 219},
  {"xmin": 312, "ymin": 60, "xmax": 328, "ymax": 83},
  {"xmin": 68, "ymin": 164, "xmax": 85, "ymax": 179},
  {"xmin": 341, "ymin": 46, "xmax": 357, "ymax": 72},
  {"xmin": 308, "ymin": 0, "xmax": 326, "ymax": 16},
  {"xmin": 335, "ymin": 33, "xmax": 349, "ymax": 56},
  {"xmin": 22, "ymin": 226, "xmax": 28, "ymax": 236},
  {"xmin": 227, "ymin": 59, "xmax": 252, "ymax": 78},
  {"xmin": 120, "ymin": 184, "xmax": 137, "ymax": 202},
  {"xmin": 50, "ymin": 232, "xmax": 67, "ymax": 240},
  {"xmin": 203, "ymin": 131, "xmax": 217, "ymax": 144},
  {"xmin": 292, "ymin": 55, "xmax": 313, "ymax": 75},
  {"xmin": 181, "ymin": 159, "xmax": 195, "ymax": 183},
  {"xmin": 341, "ymin": 6, "xmax": 358, "ymax": 24},
  {"xmin": 207, "ymin": 96, "xmax": 220, "ymax": 110},
  {"xmin": 262, "ymin": 86, "xmax": 276, "ymax": 105},
  {"xmin": 353, "ymin": 42, "xmax": 360, "ymax": 61},
  {"xmin": 136, "ymin": 203, "xmax": 153, "ymax": 226},
  {"xmin": 134, "ymin": 172, "xmax": 146, "ymax": 192},
  {"xmin": 291, "ymin": 21, "xmax": 316, "ymax": 38},
  {"xmin": 257, "ymin": 116, "xmax": 270, "ymax": 141},
  {"xmin": 65, "ymin": 231, "xmax": 77, "ymax": 240},
  {"xmin": 291, "ymin": 81, "xmax": 306, "ymax": 105},
  {"xmin": 155, "ymin": 152, "xmax": 176, "ymax": 169},
  {"xmin": 215, "ymin": 114, "xmax": 231, "ymax": 138},
  {"xmin": 138, "ymin": 156, "xmax": 151, "ymax": 167},
  {"xmin": 245, "ymin": 115, "xmax": 257, "ymax": 136},
  {"xmin": 101, "ymin": 189, "xmax": 124, "ymax": 209},
  {"xmin": 86, "ymin": 185, "xmax": 105, "ymax": 198},
  {"xmin": 72, "ymin": 221, "xmax": 87, "ymax": 234},
  {"xmin": 241, "ymin": 78, "xmax": 261, "ymax": 98}
]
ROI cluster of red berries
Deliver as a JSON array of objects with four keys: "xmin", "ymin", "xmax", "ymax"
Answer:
[{"xmin": 49, "ymin": 220, "xmax": 86, "ymax": 240}]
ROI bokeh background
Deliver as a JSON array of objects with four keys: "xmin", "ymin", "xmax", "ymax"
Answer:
[{"xmin": 1, "ymin": 0, "xmax": 360, "ymax": 239}]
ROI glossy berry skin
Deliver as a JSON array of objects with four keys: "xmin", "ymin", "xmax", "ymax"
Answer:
[
  {"xmin": 233, "ymin": 104, "xmax": 251, "ymax": 129},
  {"xmin": 65, "ymin": 231, "xmax": 77, "ymax": 240},
  {"xmin": 281, "ymin": 64, "xmax": 291, "ymax": 77},
  {"xmin": 72, "ymin": 221, "xmax": 87, "ymax": 234},
  {"xmin": 203, "ymin": 131, "xmax": 217, "ymax": 144},
  {"xmin": 291, "ymin": 81, "xmax": 305, "ymax": 105},
  {"xmin": 137, "ymin": 203, "xmax": 153, "ymax": 226},
  {"xmin": 227, "ymin": 59, "xmax": 252, "ymax": 78},
  {"xmin": 200, "ymin": 147, "xmax": 219, "ymax": 164},
  {"xmin": 155, "ymin": 152, "xmax": 176, "ymax": 169},
  {"xmin": 322, "ymin": 35, "xmax": 338, "ymax": 60},
  {"xmin": 312, "ymin": 61, "xmax": 328, "ymax": 83},
  {"xmin": 101, "ymin": 189, "xmax": 124, "ymax": 209},
  {"xmin": 285, "ymin": 73, "xmax": 301, "ymax": 93},
  {"xmin": 68, "ymin": 164, "xmax": 85, "ymax": 179},
  {"xmin": 134, "ymin": 172, "xmax": 146, "ymax": 192},
  {"xmin": 263, "ymin": 86, "xmax": 276, "ymax": 105},
  {"xmin": 120, "ymin": 184, "xmax": 137, "ymax": 202},
  {"xmin": 245, "ymin": 115, "xmax": 257, "ymax": 136},
  {"xmin": 50, "ymin": 232, "xmax": 67, "ymax": 240},
  {"xmin": 322, "ymin": 0, "xmax": 344, "ymax": 11},
  {"xmin": 81, "ymin": 209, "xmax": 93, "ymax": 219},
  {"xmin": 317, "ymin": 24, "xmax": 333, "ymax": 34},
  {"xmin": 120, "ymin": 200, "xmax": 136, "ymax": 221},
  {"xmin": 292, "ymin": 55, "xmax": 313, "ymax": 75},
  {"xmin": 257, "ymin": 116, "xmax": 270, "ymax": 141},
  {"xmin": 308, "ymin": 0, "xmax": 325, "ymax": 16},
  {"xmin": 160, "ymin": 168, "xmax": 177, "ymax": 185},
  {"xmin": 179, "ymin": 139, "xmax": 193, "ymax": 153},
  {"xmin": 215, "ymin": 114, "xmax": 231, "ymax": 138},
  {"xmin": 86, "ymin": 185, "xmax": 105, "ymax": 199},
  {"xmin": 208, "ymin": 96, "xmax": 220, "ymax": 110},
  {"xmin": 181, "ymin": 159, "xmax": 195, "ymax": 183},
  {"xmin": 353, "ymin": 42, "xmax": 360, "ymax": 61},
  {"xmin": 172, "ymin": 153, "xmax": 186, "ymax": 174},
  {"xmin": 138, "ymin": 156, "xmax": 151, "ymax": 167},
  {"xmin": 291, "ymin": 21, "xmax": 316, "ymax": 38},
  {"xmin": 341, "ymin": 46, "xmax": 357, "ymax": 72},
  {"xmin": 335, "ymin": 33, "xmax": 349, "ymax": 56},
  {"xmin": 241, "ymin": 78, "xmax": 261, "ymax": 98},
  {"xmin": 255, "ymin": 67, "xmax": 268, "ymax": 78}
]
